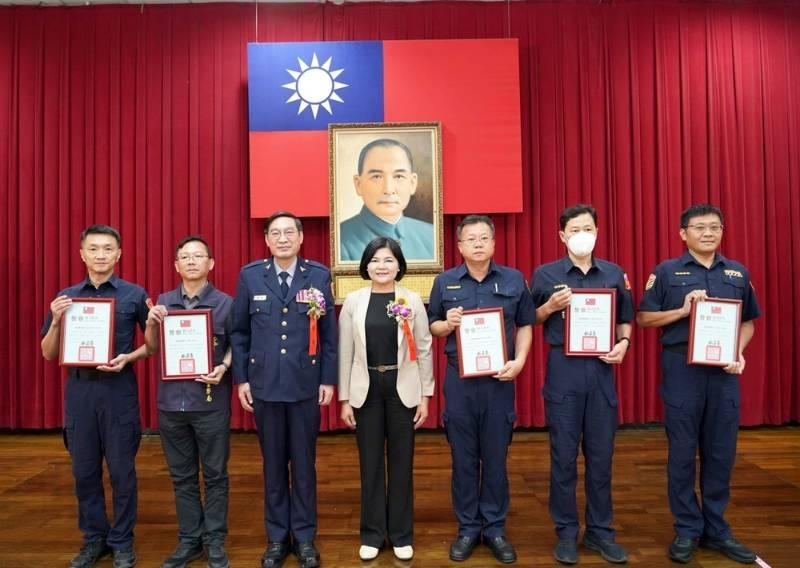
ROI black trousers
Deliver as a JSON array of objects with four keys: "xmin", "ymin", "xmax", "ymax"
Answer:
[
  {"xmin": 353, "ymin": 370, "xmax": 416, "ymax": 548},
  {"xmin": 158, "ymin": 409, "xmax": 231, "ymax": 547}
]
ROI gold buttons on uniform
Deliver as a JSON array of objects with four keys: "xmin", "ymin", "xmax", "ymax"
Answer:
[
  {"xmin": 281, "ymin": 348, "xmax": 287, "ymax": 355},
  {"xmin": 281, "ymin": 335, "xmax": 287, "ymax": 340},
  {"xmin": 281, "ymin": 321, "xmax": 287, "ymax": 327},
  {"xmin": 282, "ymin": 307, "xmax": 289, "ymax": 314}
]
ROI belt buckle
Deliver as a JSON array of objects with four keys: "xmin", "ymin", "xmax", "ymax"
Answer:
[{"xmin": 377, "ymin": 365, "xmax": 387, "ymax": 373}]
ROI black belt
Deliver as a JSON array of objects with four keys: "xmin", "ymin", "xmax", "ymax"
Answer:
[
  {"xmin": 367, "ymin": 364, "xmax": 399, "ymax": 373},
  {"xmin": 663, "ymin": 343, "xmax": 688, "ymax": 355}
]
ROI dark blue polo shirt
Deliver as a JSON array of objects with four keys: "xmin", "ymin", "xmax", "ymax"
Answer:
[
  {"xmin": 531, "ymin": 256, "xmax": 634, "ymax": 346},
  {"xmin": 155, "ymin": 282, "xmax": 233, "ymax": 412},
  {"xmin": 638, "ymin": 251, "xmax": 761, "ymax": 345},
  {"xmin": 428, "ymin": 261, "xmax": 536, "ymax": 365},
  {"xmin": 40, "ymin": 274, "xmax": 149, "ymax": 380}
]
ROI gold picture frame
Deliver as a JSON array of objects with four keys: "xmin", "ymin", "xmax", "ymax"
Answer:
[{"xmin": 329, "ymin": 122, "xmax": 443, "ymax": 303}]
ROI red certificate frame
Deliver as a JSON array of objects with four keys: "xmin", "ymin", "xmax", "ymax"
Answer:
[
  {"xmin": 688, "ymin": 297, "xmax": 742, "ymax": 367},
  {"xmin": 456, "ymin": 307, "xmax": 508, "ymax": 378},
  {"xmin": 159, "ymin": 309, "xmax": 214, "ymax": 380},
  {"xmin": 59, "ymin": 297, "xmax": 116, "ymax": 367},
  {"xmin": 564, "ymin": 288, "xmax": 617, "ymax": 357}
]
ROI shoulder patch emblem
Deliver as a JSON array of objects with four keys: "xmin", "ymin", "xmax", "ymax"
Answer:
[{"xmin": 645, "ymin": 274, "xmax": 656, "ymax": 291}]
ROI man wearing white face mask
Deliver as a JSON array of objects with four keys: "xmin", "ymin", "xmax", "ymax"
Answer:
[{"xmin": 530, "ymin": 205, "xmax": 634, "ymax": 565}]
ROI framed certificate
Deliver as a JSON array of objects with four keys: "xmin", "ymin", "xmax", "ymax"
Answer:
[
  {"xmin": 456, "ymin": 308, "xmax": 508, "ymax": 378},
  {"xmin": 564, "ymin": 288, "xmax": 617, "ymax": 357},
  {"xmin": 688, "ymin": 298, "xmax": 742, "ymax": 366},
  {"xmin": 159, "ymin": 309, "xmax": 214, "ymax": 379},
  {"xmin": 59, "ymin": 298, "xmax": 115, "ymax": 367}
]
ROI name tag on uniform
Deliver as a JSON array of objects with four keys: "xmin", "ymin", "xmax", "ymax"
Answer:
[
  {"xmin": 295, "ymin": 289, "xmax": 312, "ymax": 303},
  {"xmin": 446, "ymin": 285, "xmax": 462, "ymax": 290},
  {"xmin": 253, "ymin": 294, "xmax": 267, "ymax": 301}
]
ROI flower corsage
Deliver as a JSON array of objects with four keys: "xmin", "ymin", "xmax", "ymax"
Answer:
[{"xmin": 387, "ymin": 296, "xmax": 416, "ymax": 361}]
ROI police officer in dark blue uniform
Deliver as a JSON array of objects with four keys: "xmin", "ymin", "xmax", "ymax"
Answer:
[
  {"xmin": 230, "ymin": 212, "xmax": 337, "ymax": 568},
  {"xmin": 143, "ymin": 235, "xmax": 233, "ymax": 568},
  {"xmin": 531, "ymin": 205, "xmax": 633, "ymax": 565},
  {"xmin": 637, "ymin": 204, "xmax": 760, "ymax": 565},
  {"xmin": 428, "ymin": 215, "xmax": 534, "ymax": 565},
  {"xmin": 41, "ymin": 225, "xmax": 150, "ymax": 568}
]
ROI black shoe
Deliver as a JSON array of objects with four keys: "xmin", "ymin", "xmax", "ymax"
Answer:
[
  {"xmin": 261, "ymin": 542, "xmax": 290, "ymax": 568},
  {"xmin": 206, "ymin": 543, "xmax": 230, "ymax": 568},
  {"xmin": 112, "ymin": 548, "xmax": 137, "ymax": 568},
  {"xmin": 700, "ymin": 537, "xmax": 756, "ymax": 564},
  {"xmin": 161, "ymin": 542, "xmax": 204, "ymax": 568},
  {"xmin": 69, "ymin": 540, "xmax": 111, "ymax": 568},
  {"xmin": 484, "ymin": 535, "xmax": 517, "ymax": 564},
  {"xmin": 554, "ymin": 539, "xmax": 578, "ymax": 565},
  {"xmin": 449, "ymin": 536, "xmax": 478, "ymax": 562},
  {"xmin": 294, "ymin": 541, "xmax": 321, "ymax": 568},
  {"xmin": 668, "ymin": 536, "xmax": 698, "ymax": 564},
  {"xmin": 583, "ymin": 534, "xmax": 628, "ymax": 563}
]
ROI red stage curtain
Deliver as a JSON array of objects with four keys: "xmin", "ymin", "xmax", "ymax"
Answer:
[{"xmin": 1, "ymin": 1, "xmax": 798, "ymax": 430}]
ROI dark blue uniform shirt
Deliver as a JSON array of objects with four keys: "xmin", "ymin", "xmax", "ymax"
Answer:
[
  {"xmin": 531, "ymin": 256, "xmax": 634, "ymax": 345},
  {"xmin": 230, "ymin": 257, "xmax": 338, "ymax": 403},
  {"xmin": 427, "ymin": 261, "xmax": 536, "ymax": 365},
  {"xmin": 638, "ymin": 251, "xmax": 760, "ymax": 345},
  {"xmin": 41, "ymin": 274, "xmax": 149, "ymax": 380},
  {"xmin": 155, "ymin": 283, "xmax": 233, "ymax": 412}
]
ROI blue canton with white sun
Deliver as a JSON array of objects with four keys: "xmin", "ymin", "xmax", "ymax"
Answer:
[{"xmin": 248, "ymin": 41, "xmax": 385, "ymax": 132}]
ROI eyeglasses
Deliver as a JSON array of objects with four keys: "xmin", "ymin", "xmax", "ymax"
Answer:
[
  {"xmin": 177, "ymin": 254, "xmax": 209, "ymax": 263},
  {"xmin": 460, "ymin": 235, "xmax": 493, "ymax": 246},
  {"xmin": 267, "ymin": 229, "xmax": 299, "ymax": 240},
  {"xmin": 685, "ymin": 224, "xmax": 723, "ymax": 234}
]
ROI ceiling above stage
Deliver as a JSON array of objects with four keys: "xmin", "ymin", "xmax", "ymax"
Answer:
[{"xmin": 3, "ymin": 0, "xmax": 513, "ymax": 6}]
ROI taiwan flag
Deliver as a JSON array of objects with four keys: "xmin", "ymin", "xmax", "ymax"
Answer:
[{"xmin": 248, "ymin": 39, "xmax": 522, "ymax": 217}]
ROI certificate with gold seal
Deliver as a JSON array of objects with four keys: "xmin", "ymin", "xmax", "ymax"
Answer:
[
  {"xmin": 564, "ymin": 289, "xmax": 616, "ymax": 356},
  {"xmin": 59, "ymin": 298, "xmax": 115, "ymax": 367},
  {"xmin": 160, "ymin": 309, "xmax": 213, "ymax": 379},
  {"xmin": 688, "ymin": 298, "xmax": 742, "ymax": 366},
  {"xmin": 456, "ymin": 307, "xmax": 508, "ymax": 378}
]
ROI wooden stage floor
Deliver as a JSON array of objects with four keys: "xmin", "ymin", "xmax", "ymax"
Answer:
[{"xmin": 0, "ymin": 428, "xmax": 798, "ymax": 567}]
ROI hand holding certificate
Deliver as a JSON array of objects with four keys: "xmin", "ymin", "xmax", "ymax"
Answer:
[
  {"xmin": 59, "ymin": 298, "xmax": 115, "ymax": 366},
  {"xmin": 456, "ymin": 308, "xmax": 508, "ymax": 378},
  {"xmin": 688, "ymin": 298, "xmax": 742, "ymax": 367},
  {"xmin": 159, "ymin": 309, "xmax": 213, "ymax": 379},
  {"xmin": 564, "ymin": 289, "xmax": 616, "ymax": 356}
]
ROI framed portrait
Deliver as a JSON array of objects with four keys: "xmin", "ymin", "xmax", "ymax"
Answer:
[{"xmin": 329, "ymin": 122, "xmax": 444, "ymax": 303}]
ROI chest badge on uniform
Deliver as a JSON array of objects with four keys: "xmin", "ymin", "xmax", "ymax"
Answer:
[
  {"xmin": 554, "ymin": 283, "xmax": 568, "ymax": 290},
  {"xmin": 645, "ymin": 274, "xmax": 656, "ymax": 291},
  {"xmin": 446, "ymin": 284, "xmax": 462, "ymax": 290},
  {"xmin": 724, "ymin": 269, "xmax": 743, "ymax": 278},
  {"xmin": 253, "ymin": 294, "xmax": 267, "ymax": 301},
  {"xmin": 674, "ymin": 271, "xmax": 691, "ymax": 276}
]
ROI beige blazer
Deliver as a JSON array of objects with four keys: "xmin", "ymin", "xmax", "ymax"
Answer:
[{"xmin": 338, "ymin": 285, "xmax": 434, "ymax": 409}]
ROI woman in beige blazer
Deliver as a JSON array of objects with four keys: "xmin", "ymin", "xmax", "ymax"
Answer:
[{"xmin": 338, "ymin": 237, "xmax": 434, "ymax": 562}]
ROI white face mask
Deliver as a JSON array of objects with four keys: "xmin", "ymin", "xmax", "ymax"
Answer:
[{"xmin": 567, "ymin": 231, "xmax": 596, "ymax": 257}]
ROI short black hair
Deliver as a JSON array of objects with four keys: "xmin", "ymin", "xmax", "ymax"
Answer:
[
  {"xmin": 80, "ymin": 224, "xmax": 121, "ymax": 247},
  {"xmin": 560, "ymin": 204, "xmax": 598, "ymax": 230},
  {"xmin": 358, "ymin": 237, "xmax": 407, "ymax": 281},
  {"xmin": 175, "ymin": 235, "xmax": 212, "ymax": 258},
  {"xmin": 680, "ymin": 203, "xmax": 724, "ymax": 228},
  {"xmin": 457, "ymin": 214, "xmax": 495, "ymax": 240},
  {"xmin": 263, "ymin": 211, "xmax": 303, "ymax": 234},
  {"xmin": 357, "ymin": 138, "xmax": 414, "ymax": 175}
]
